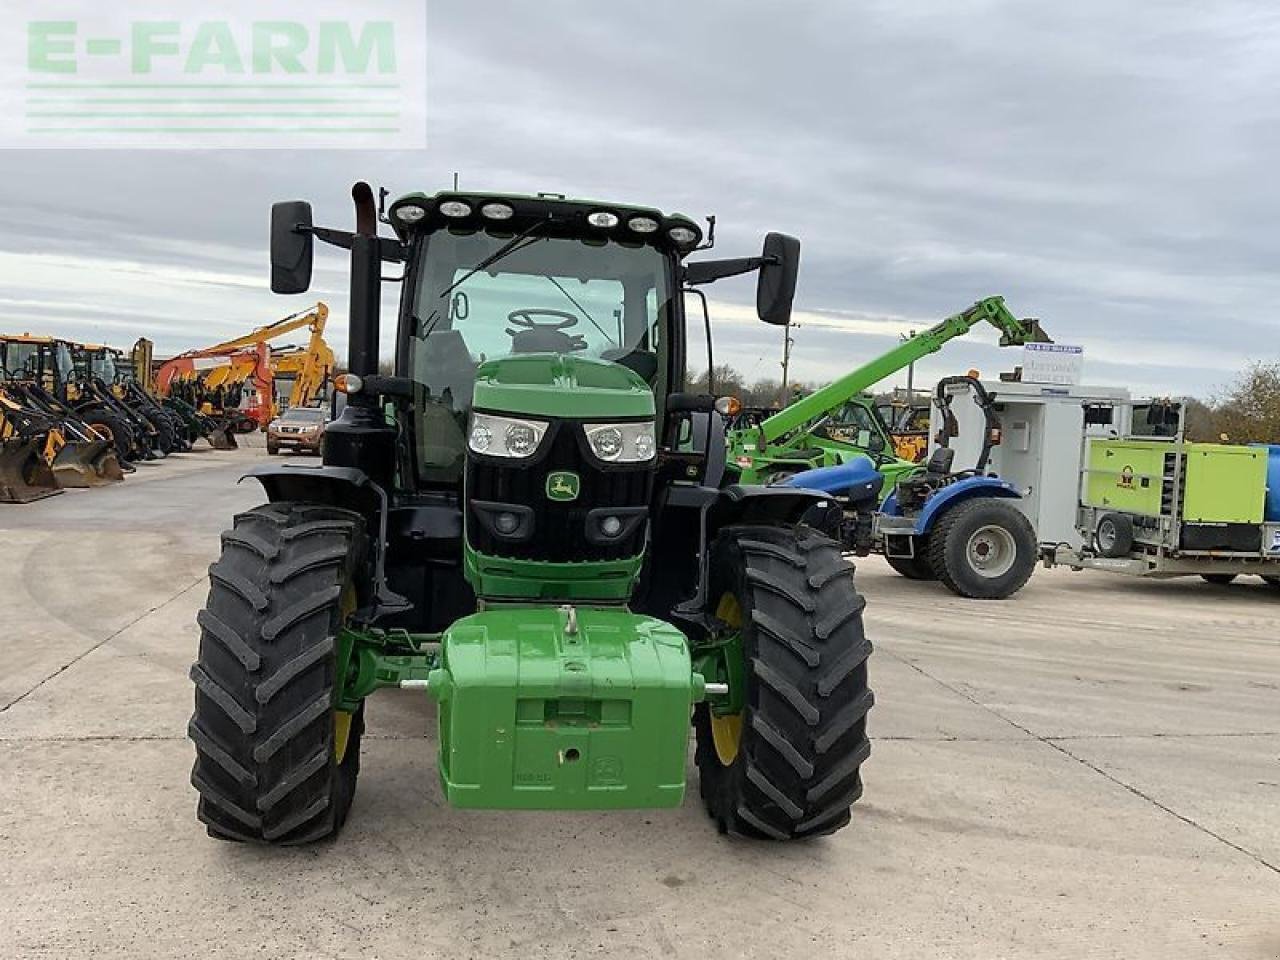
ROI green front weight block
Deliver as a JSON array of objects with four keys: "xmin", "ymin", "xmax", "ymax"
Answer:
[{"xmin": 429, "ymin": 605, "xmax": 697, "ymax": 810}]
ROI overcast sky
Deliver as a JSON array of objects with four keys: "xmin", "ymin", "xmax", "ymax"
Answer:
[{"xmin": 3, "ymin": 0, "xmax": 1278, "ymax": 398}]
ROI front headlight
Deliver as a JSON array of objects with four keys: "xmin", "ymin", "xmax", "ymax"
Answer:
[
  {"xmin": 584, "ymin": 422, "xmax": 656, "ymax": 463},
  {"xmin": 468, "ymin": 413, "xmax": 549, "ymax": 459}
]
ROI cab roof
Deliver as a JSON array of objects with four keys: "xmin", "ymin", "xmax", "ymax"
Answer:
[{"xmin": 386, "ymin": 190, "xmax": 703, "ymax": 254}]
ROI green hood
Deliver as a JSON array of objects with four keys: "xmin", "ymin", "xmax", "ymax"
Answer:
[{"xmin": 472, "ymin": 354, "xmax": 655, "ymax": 420}]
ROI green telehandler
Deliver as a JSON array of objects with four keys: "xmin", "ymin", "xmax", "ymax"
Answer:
[
  {"xmin": 725, "ymin": 295, "xmax": 1052, "ymax": 488},
  {"xmin": 188, "ymin": 184, "xmax": 874, "ymax": 843}
]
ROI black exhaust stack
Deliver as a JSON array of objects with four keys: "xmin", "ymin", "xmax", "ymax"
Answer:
[
  {"xmin": 323, "ymin": 182, "xmax": 398, "ymax": 489},
  {"xmin": 348, "ymin": 182, "xmax": 381, "ymax": 381}
]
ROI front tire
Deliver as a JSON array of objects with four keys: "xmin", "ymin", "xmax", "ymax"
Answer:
[
  {"xmin": 1201, "ymin": 574, "xmax": 1237, "ymax": 585},
  {"xmin": 188, "ymin": 502, "xmax": 368, "ymax": 844},
  {"xmin": 928, "ymin": 498, "xmax": 1037, "ymax": 599},
  {"xmin": 80, "ymin": 410, "xmax": 134, "ymax": 464},
  {"xmin": 885, "ymin": 549, "xmax": 937, "ymax": 581},
  {"xmin": 141, "ymin": 408, "xmax": 177, "ymax": 455},
  {"xmin": 694, "ymin": 525, "xmax": 873, "ymax": 840}
]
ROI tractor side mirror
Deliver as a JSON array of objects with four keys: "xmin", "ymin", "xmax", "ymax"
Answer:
[
  {"xmin": 270, "ymin": 201, "xmax": 314, "ymax": 294},
  {"xmin": 757, "ymin": 232, "xmax": 800, "ymax": 326}
]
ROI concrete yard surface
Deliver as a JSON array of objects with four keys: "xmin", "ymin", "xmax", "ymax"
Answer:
[{"xmin": 0, "ymin": 445, "xmax": 1277, "ymax": 960}]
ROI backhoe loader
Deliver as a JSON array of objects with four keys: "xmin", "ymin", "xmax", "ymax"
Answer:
[
  {"xmin": 133, "ymin": 338, "xmax": 216, "ymax": 447},
  {"xmin": 0, "ymin": 389, "xmax": 62, "ymax": 502},
  {"xmin": 66, "ymin": 340, "xmax": 166, "ymax": 461},
  {"xmin": 877, "ymin": 390, "xmax": 931, "ymax": 462},
  {"xmin": 0, "ymin": 342, "xmax": 126, "ymax": 498},
  {"xmin": 0, "ymin": 334, "xmax": 155, "ymax": 465},
  {"xmin": 81, "ymin": 343, "xmax": 191, "ymax": 454}
]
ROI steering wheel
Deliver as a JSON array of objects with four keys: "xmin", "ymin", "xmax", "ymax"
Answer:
[
  {"xmin": 505, "ymin": 309, "xmax": 588, "ymax": 354},
  {"xmin": 506, "ymin": 309, "xmax": 581, "ymax": 332}
]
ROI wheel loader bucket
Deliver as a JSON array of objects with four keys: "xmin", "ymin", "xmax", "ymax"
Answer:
[
  {"xmin": 205, "ymin": 423, "xmax": 239, "ymax": 450},
  {"xmin": 50, "ymin": 438, "xmax": 126, "ymax": 487},
  {"xmin": 0, "ymin": 437, "xmax": 63, "ymax": 503}
]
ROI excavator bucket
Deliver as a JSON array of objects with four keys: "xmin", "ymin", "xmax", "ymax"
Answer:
[
  {"xmin": 50, "ymin": 438, "xmax": 126, "ymax": 487},
  {"xmin": 205, "ymin": 421, "xmax": 239, "ymax": 450},
  {"xmin": 0, "ymin": 437, "xmax": 63, "ymax": 503}
]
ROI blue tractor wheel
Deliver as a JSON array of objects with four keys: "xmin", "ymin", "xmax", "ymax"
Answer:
[{"xmin": 927, "ymin": 498, "xmax": 1036, "ymax": 599}]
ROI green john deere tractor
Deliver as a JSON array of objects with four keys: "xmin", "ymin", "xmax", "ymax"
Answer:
[{"xmin": 188, "ymin": 184, "xmax": 873, "ymax": 843}]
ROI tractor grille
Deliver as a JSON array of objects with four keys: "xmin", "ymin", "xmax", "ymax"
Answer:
[{"xmin": 466, "ymin": 420, "xmax": 653, "ymax": 562}]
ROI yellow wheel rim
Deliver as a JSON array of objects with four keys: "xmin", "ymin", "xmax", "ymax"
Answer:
[
  {"xmin": 333, "ymin": 710, "xmax": 353, "ymax": 764},
  {"xmin": 710, "ymin": 592, "xmax": 744, "ymax": 767},
  {"xmin": 334, "ymin": 580, "xmax": 357, "ymax": 764}
]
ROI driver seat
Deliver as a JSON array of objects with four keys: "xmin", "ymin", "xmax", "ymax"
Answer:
[
  {"xmin": 923, "ymin": 446, "xmax": 955, "ymax": 478},
  {"xmin": 895, "ymin": 446, "xmax": 973, "ymax": 511},
  {"xmin": 507, "ymin": 327, "xmax": 588, "ymax": 354}
]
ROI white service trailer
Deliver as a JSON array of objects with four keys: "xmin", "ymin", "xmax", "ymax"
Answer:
[{"xmin": 929, "ymin": 380, "xmax": 1129, "ymax": 550}]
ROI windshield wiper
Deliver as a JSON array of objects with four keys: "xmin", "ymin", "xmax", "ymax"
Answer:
[
  {"xmin": 438, "ymin": 217, "xmax": 548, "ymax": 298},
  {"xmin": 545, "ymin": 276, "xmax": 613, "ymax": 343}
]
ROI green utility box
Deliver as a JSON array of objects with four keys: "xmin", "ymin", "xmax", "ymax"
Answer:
[
  {"xmin": 432, "ymin": 607, "xmax": 694, "ymax": 810},
  {"xmin": 1182, "ymin": 443, "xmax": 1266, "ymax": 523},
  {"xmin": 1085, "ymin": 440, "xmax": 1170, "ymax": 517}
]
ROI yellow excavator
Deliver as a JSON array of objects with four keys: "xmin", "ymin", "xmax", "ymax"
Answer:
[
  {"xmin": 269, "ymin": 335, "xmax": 336, "ymax": 413},
  {"xmin": 155, "ymin": 302, "xmax": 332, "ymax": 431}
]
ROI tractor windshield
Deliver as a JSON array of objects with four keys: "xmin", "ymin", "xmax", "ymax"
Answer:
[
  {"xmin": 90, "ymin": 351, "xmax": 118, "ymax": 383},
  {"xmin": 54, "ymin": 343, "xmax": 75, "ymax": 383},
  {"xmin": 2, "ymin": 342, "xmax": 38, "ymax": 380},
  {"xmin": 407, "ymin": 230, "xmax": 674, "ymax": 482},
  {"xmin": 112, "ymin": 353, "xmax": 134, "ymax": 384},
  {"xmin": 813, "ymin": 400, "xmax": 892, "ymax": 451}
]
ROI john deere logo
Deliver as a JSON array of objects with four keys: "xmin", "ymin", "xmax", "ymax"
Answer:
[{"xmin": 546, "ymin": 471, "xmax": 580, "ymax": 502}]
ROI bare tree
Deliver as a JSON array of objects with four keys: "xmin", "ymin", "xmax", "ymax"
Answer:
[{"xmin": 1208, "ymin": 361, "xmax": 1280, "ymax": 443}]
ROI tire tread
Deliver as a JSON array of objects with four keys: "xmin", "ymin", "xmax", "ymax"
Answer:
[
  {"xmin": 188, "ymin": 501, "xmax": 366, "ymax": 845},
  {"xmin": 695, "ymin": 525, "xmax": 873, "ymax": 841}
]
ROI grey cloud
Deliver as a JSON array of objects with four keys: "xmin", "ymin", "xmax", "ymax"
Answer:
[{"xmin": 1, "ymin": 0, "xmax": 1276, "ymax": 396}]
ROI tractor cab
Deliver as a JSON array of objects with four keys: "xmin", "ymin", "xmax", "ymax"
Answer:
[
  {"xmin": 810, "ymin": 396, "xmax": 897, "ymax": 461},
  {"xmin": 393, "ymin": 195, "xmax": 685, "ymax": 488},
  {"xmin": 75, "ymin": 343, "xmax": 122, "ymax": 390},
  {"xmin": 264, "ymin": 189, "xmax": 812, "ymax": 628},
  {"xmin": 0, "ymin": 335, "xmax": 74, "ymax": 396}
]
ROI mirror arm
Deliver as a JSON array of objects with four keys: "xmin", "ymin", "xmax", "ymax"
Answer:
[
  {"xmin": 307, "ymin": 225, "xmax": 354, "ymax": 250},
  {"xmin": 683, "ymin": 254, "xmax": 779, "ymax": 286},
  {"xmin": 304, "ymin": 226, "xmax": 405, "ymax": 262}
]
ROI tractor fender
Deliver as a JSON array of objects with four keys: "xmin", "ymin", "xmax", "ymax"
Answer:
[
  {"xmin": 656, "ymin": 482, "xmax": 842, "ymax": 633},
  {"xmin": 242, "ymin": 462, "xmax": 379, "ymax": 514},
  {"xmin": 913, "ymin": 476, "xmax": 1021, "ymax": 535},
  {"xmin": 706, "ymin": 483, "xmax": 838, "ymax": 537},
  {"xmin": 241, "ymin": 462, "xmax": 410, "ymax": 620}
]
